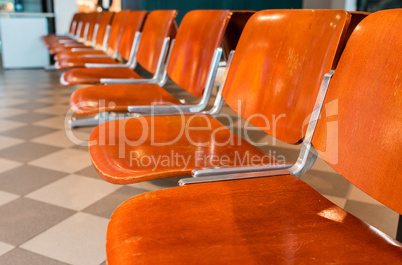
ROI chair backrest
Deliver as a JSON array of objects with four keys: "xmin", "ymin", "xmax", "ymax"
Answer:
[
  {"xmin": 86, "ymin": 12, "xmax": 102, "ymax": 42},
  {"xmin": 136, "ymin": 10, "xmax": 178, "ymax": 74},
  {"xmin": 77, "ymin": 13, "xmax": 91, "ymax": 39},
  {"xmin": 222, "ymin": 11, "xmax": 255, "ymax": 61},
  {"xmin": 117, "ymin": 11, "xmax": 147, "ymax": 60},
  {"xmin": 68, "ymin": 13, "xmax": 81, "ymax": 35},
  {"xmin": 312, "ymin": 9, "xmax": 402, "ymax": 214},
  {"xmin": 221, "ymin": 10, "xmax": 350, "ymax": 144},
  {"xmin": 166, "ymin": 10, "xmax": 232, "ymax": 98},
  {"xmin": 94, "ymin": 11, "xmax": 114, "ymax": 46},
  {"xmin": 106, "ymin": 10, "xmax": 130, "ymax": 51},
  {"xmin": 72, "ymin": 13, "xmax": 85, "ymax": 37}
]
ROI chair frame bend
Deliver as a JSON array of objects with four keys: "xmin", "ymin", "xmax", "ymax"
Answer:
[
  {"xmin": 68, "ymin": 46, "xmax": 222, "ymax": 128},
  {"xmin": 100, "ymin": 37, "xmax": 172, "ymax": 86},
  {"xmin": 179, "ymin": 70, "xmax": 335, "ymax": 185},
  {"xmin": 84, "ymin": 31, "xmax": 142, "ymax": 69}
]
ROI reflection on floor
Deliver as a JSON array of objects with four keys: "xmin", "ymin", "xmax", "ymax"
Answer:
[{"xmin": 0, "ymin": 67, "xmax": 399, "ymax": 264}]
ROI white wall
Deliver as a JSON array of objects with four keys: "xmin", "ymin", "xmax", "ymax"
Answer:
[
  {"xmin": 303, "ymin": 0, "xmax": 357, "ymax": 11},
  {"xmin": 54, "ymin": 0, "xmax": 78, "ymax": 35}
]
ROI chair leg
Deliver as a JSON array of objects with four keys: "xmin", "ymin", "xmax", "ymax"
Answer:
[{"xmin": 397, "ymin": 215, "xmax": 402, "ymax": 243}]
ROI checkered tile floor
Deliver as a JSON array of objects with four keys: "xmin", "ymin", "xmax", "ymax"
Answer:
[{"xmin": 0, "ymin": 67, "xmax": 399, "ymax": 264}]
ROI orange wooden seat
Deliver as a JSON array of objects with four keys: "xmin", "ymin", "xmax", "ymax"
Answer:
[
  {"xmin": 55, "ymin": 11, "xmax": 147, "ymax": 70},
  {"xmin": 54, "ymin": 10, "xmax": 130, "ymax": 61},
  {"xmin": 60, "ymin": 10, "xmax": 178, "ymax": 86},
  {"xmin": 42, "ymin": 13, "xmax": 86, "ymax": 47},
  {"xmin": 68, "ymin": 10, "xmax": 232, "ymax": 127},
  {"xmin": 106, "ymin": 9, "xmax": 402, "ymax": 264},
  {"xmin": 41, "ymin": 13, "xmax": 83, "ymax": 44},
  {"xmin": 49, "ymin": 12, "xmax": 100, "ymax": 54},
  {"xmin": 88, "ymin": 9, "xmax": 351, "ymax": 184}
]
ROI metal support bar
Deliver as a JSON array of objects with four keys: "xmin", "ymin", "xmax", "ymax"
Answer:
[
  {"xmin": 102, "ymin": 25, "xmax": 111, "ymax": 51},
  {"xmin": 179, "ymin": 71, "xmax": 335, "ymax": 185},
  {"xmin": 84, "ymin": 32, "xmax": 141, "ymax": 68},
  {"xmin": 127, "ymin": 47, "xmax": 222, "ymax": 114},
  {"xmin": 69, "ymin": 112, "xmax": 137, "ymax": 128},
  {"xmin": 100, "ymin": 37, "xmax": 170, "ymax": 84},
  {"xmin": 179, "ymin": 168, "xmax": 291, "ymax": 185}
]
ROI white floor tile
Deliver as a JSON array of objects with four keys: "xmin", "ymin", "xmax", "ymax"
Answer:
[
  {"xmin": 30, "ymin": 131, "xmax": 89, "ymax": 148},
  {"xmin": 21, "ymin": 212, "xmax": 108, "ymax": 265},
  {"xmin": 0, "ymin": 241, "xmax": 14, "ymax": 257},
  {"xmin": 0, "ymin": 190, "xmax": 19, "ymax": 207},
  {"xmin": 0, "ymin": 120, "xmax": 25, "ymax": 133},
  {"xmin": 323, "ymin": 195, "xmax": 347, "ymax": 208},
  {"xmin": 34, "ymin": 105, "xmax": 70, "ymax": 116},
  {"xmin": 0, "ymin": 98, "xmax": 28, "ymax": 107},
  {"xmin": 0, "ymin": 158, "xmax": 22, "ymax": 174},
  {"xmin": 33, "ymin": 116, "xmax": 67, "ymax": 130},
  {"xmin": 0, "ymin": 108, "xmax": 28, "ymax": 118},
  {"xmin": 26, "ymin": 174, "xmax": 121, "ymax": 211},
  {"xmin": 28, "ymin": 149, "xmax": 92, "ymax": 173},
  {"xmin": 347, "ymin": 185, "xmax": 383, "ymax": 206},
  {"xmin": 0, "ymin": 135, "xmax": 24, "ymax": 150},
  {"xmin": 36, "ymin": 96, "xmax": 71, "ymax": 104}
]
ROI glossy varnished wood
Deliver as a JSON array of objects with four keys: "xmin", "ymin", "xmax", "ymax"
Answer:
[
  {"xmin": 166, "ymin": 10, "xmax": 232, "ymax": 97},
  {"xmin": 69, "ymin": 10, "xmax": 231, "ymax": 109},
  {"xmin": 49, "ymin": 12, "xmax": 100, "ymax": 54},
  {"xmin": 54, "ymin": 10, "xmax": 130, "ymax": 61},
  {"xmin": 93, "ymin": 11, "xmax": 114, "ymax": 48},
  {"xmin": 222, "ymin": 10, "xmax": 350, "ymax": 144},
  {"xmin": 312, "ymin": 9, "xmax": 402, "ymax": 214},
  {"xmin": 117, "ymin": 11, "xmax": 147, "ymax": 61},
  {"xmin": 106, "ymin": 176, "xmax": 402, "ymax": 264},
  {"xmin": 136, "ymin": 10, "xmax": 177, "ymax": 74},
  {"xmin": 89, "ymin": 115, "xmax": 274, "ymax": 184},
  {"xmin": 55, "ymin": 56, "xmax": 118, "ymax": 70},
  {"xmin": 55, "ymin": 11, "xmax": 146, "ymax": 70},
  {"xmin": 88, "ymin": 10, "xmax": 351, "ymax": 184},
  {"xmin": 71, "ymin": 84, "xmax": 182, "ymax": 116},
  {"xmin": 60, "ymin": 10, "xmax": 177, "ymax": 86},
  {"xmin": 60, "ymin": 67, "xmax": 142, "ymax": 87}
]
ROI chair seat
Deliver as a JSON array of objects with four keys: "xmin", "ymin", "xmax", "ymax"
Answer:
[
  {"xmin": 49, "ymin": 43, "xmax": 88, "ymax": 54},
  {"xmin": 61, "ymin": 67, "xmax": 142, "ymax": 86},
  {"xmin": 89, "ymin": 115, "xmax": 278, "ymax": 184},
  {"xmin": 70, "ymin": 84, "xmax": 183, "ymax": 115},
  {"xmin": 106, "ymin": 175, "xmax": 402, "ymax": 265},
  {"xmin": 55, "ymin": 50, "xmax": 107, "ymax": 61},
  {"xmin": 55, "ymin": 57, "xmax": 118, "ymax": 70}
]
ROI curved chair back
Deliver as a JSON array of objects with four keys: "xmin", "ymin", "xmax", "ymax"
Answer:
[
  {"xmin": 95, "ymin": 11, "xmax": 114, "ymax": 46},
  {"xmin": 106, "ymin": 10, "xmax": 130, "ymax": 52},
  {"xmin": 68, "ymin": 13, "xmax": 82, "ymax": 36},
  {"xmin": 136, "ymin": 10, "xmax": 178, "ymax": 74},
  {"xmin": 84, "ymin": 12, "xmax": 100, "ymax": 42},
  {"xmin": 166, "ymin": 10, "xmax": 232, "ymax": 98},
  {"xmin": 222, "ymin": 10, "xmax": 350, "ymax": 144},
  {"xmin": 312, "ymin": 9, "xmax": 402, "ymax": 214},
  {"xmin": 117, "ymin": 11, "xmax": 147, "ymax": 60}
]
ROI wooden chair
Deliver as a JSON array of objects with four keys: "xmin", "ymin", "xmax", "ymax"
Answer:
[
  {"xmin": 41, "ymin": 12, "xmax": 83, "ymax": 43},
  {"xmin": 105, "ymin": 9, "xmax": 402, "ymax": 264},
  {"xmin": 60, "ymin": 10, "xmax": 178, "ymax": 87},
  {"xmin": 87, "ymin": 9, "xmax": 351, "ymax": 184},
  {"xmin": 42, "ymin": 13, "xmax": 86, "ymax": 48},
  {"xmin": 54, "ymin": 10, "xmax": 130, "ymax": 61},
  {"xmin": 68, "ymin": 10, "xmax": 232, "ymax": 128},
  {"xmin": 54, "ymin": 11, "xmax": 147, "ymax": 70},
  {"xmin": 48, "ymin": 12, "xmax": 101, "ymax": 55}
]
